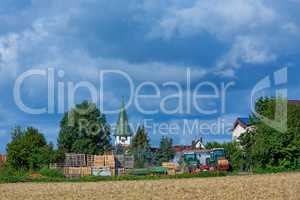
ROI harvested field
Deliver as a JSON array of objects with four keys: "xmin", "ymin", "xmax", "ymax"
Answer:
[{"xmin": 0, "ymin": 172, "xmax": 299, "ymax": 200}]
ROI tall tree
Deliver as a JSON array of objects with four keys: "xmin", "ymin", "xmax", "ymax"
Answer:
[
  {"xmin": 6, "ymin": 127, "xmax": 54, "ymax": 170},
  {"xmin": 131, "ymin": 126, "xmax": 151, "ymax": 168},
  {"xmin": 57, "ymin": 101, "xmax": 111, "ymax": 155},
  {"xmin": 155, "ymin": 136, "xmax": 175, "ymax": 165}
]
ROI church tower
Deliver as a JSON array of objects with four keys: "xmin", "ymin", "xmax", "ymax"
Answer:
[{"xmin": 114, "ymin": 100, "xmax": 132, "ymax": 146}]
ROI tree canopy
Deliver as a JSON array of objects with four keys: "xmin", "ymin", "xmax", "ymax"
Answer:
[
  {"xmin": 131, "ymin": 126, "xmax": 151, "ymax": 168},
  {"xmin": 6, "ymin": 127, "xmax": 54, "ymax": 170},
  {"xmin": 239, "ymin": 97, "xmax": 300, "ymax": 170},
  {"xmin": 57, "ymin": 101, "xmax": 111, "ymax": 155},
  {"xmin": 155, "ymin": 136, "xmax": 175, "ymax": 165},
  {"xmin": 205, "ymin": 98, "xmax": 300, "ymax": 171}
]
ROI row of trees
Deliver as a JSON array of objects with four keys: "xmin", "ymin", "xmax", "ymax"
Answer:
[
  {"xmin": 5, "ymin": 101, "xmax": 175, "ymax": 171},
  {"xmin": 6, "ymin": 98, "xmax": 300, "ymax": 172},
  {"xmin": 130, "ymin": 127, "xmax": 175, "ymax": 168}
]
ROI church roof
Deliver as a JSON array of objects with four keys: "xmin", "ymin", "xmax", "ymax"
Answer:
[{"xmin": 114, "ymin": 100, "xmax": 132, "ymax": 137}]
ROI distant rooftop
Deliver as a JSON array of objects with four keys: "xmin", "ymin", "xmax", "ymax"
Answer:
[
  {"xmin": 233, "ymin": 117, "xmax": 252, "ymax": 129},
  {"xmin": 288, "ymin": 100, "xmax": 300, "ymax": 105},
  {"xmin": 238, "ymin": 117, "xmax": 251, "ymax": 126}
]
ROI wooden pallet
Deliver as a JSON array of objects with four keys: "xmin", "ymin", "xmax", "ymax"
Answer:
[
  {"xmin": 64, "ymin": 167, "xmax": 91, "ymax": 177},
  {"xmin": 64, "ymin": 153, "xmax": 86, "ymax": 167}
]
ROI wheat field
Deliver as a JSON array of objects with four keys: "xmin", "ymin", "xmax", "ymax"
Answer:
[{"xmin": 0, "ymin": 172, "xmax": 299, "ymax": 200}]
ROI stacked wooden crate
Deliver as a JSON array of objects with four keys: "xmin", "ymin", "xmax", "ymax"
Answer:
[
  {"xmin": 62, "ymin": 153, "xmax": 117, "ymax": 177},
  {"xmin": 105, "ymin": 154, "xmax": 115, "ymax": 176},
  {"xmin": 86, "ymin": 154, "xmax": 94, "ymax": 167},
  {"xmin": 64, "ymin": 167, "xmax": 91, "ymax": 178},
  {"xmin": 104, "ymin": 155, "xmax": 115, "ymax": 167},
  {"xmin": 93, "ymin": 155, "xmax": 105, "ymax": 168},
  {"xmin": 92, "ymin": 154, "xmax": 116, "ymax": 176},
  {"xmin": 115, "ymin": 155, "xmax": 134, "ymax": 169},
  {"xmin": 80, "ymin": 167, "xmax": 92, "ymax": 176},
  {"xmin": 64, "ymin": 153, "xmax": 86, "ymax": 167},
  {"xmin": 63, "ymin": 153, "xmax": 92, "ymax": 177},
  {"xmin": 115, "ymin": 155, "xmax": 134, "ymax": 175}
]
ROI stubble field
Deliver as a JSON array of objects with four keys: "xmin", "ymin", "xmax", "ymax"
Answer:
[{"xmin": 0, "ymin": 172, "xmax": 299, "ymax": 200}]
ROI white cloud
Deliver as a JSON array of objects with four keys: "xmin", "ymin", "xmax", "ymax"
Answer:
[
  {"xmin": 95, "ymin": 57, "xmax": 208, "ymax": 83},
  {"xmin": 215, "ymin": 36, "xmax": 276, "ymax": 77},
  {"xmin": 0, "ymin": 33, "xmax": 19, "ymax": 77},
  {"xmin": 149, "ymin": 0, "xmax": 276, "ymax": 39},
  {"xmin": 0, "ymin": 13, "xmax": 72, "ymax": 82},
  {"xmin": 147, "ymin": 0, "xmax": 299, "ymax": 77},
  {"xmin": 0, "ymin": 12, "xmax": 210, "ymax": 117}
]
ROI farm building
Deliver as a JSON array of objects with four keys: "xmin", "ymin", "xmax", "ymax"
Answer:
[
  {"xmin": 174, "ymin": 139, "xmax": 205, "ymax": 153},
  {"xmin": 173, "ymin": 139, "xmax": 208, "ymax": 166},
  {"xmin": 232, "ymin": 100, "xmax": 300, "ymax": 141},
  {"xmin": 232, "ymin": 117, "xmax": 254, "ymax": 141}
]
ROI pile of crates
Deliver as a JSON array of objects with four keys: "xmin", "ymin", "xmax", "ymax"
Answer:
[
  {"xmin": 63, "ymin": 153, "xmax": 91, "ymax": 177},
  {"xmin": 92, "ymin": 154, "xmax": 116, "ymax": 176},
  {"xmin": 93, "ymin": 155, "xmax": 104, "ymax": 167},
  {"xmin": 115, "ymin": 155, "xmax": 134, "ymax": 175},
  {"xmin": 60, "ymin": 153, "xmax": 134, "ymax": 177},
  {"xmin": 64, "ymin": 153, "xmax": 86, "ymax": 167},
  {"xmin": 64, "ymin": 167, "xmax": 92, "ymax": 178},
  {"xmin": 86, "ymin": 154, "xmax": 94, "ymax": 167}
]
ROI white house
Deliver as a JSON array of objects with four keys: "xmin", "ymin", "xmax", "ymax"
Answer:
[
  {"xmin": 232, "ymin": 118, "xmax": 254, "ymax": 141},
  {"xmin": 192, "ymin": 138, "xmax": 206, "ymax": 149}
]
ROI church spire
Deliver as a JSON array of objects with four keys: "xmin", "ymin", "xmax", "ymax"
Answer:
[{"xmin": 114, "ymin": 98, "xmax": 132, "ymax": 137}]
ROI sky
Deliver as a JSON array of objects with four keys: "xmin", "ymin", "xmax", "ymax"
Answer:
[{"xmin": 1, "ymin": 0, "xmax": 300, "ymax": 152}]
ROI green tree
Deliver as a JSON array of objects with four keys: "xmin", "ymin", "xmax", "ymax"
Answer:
[
  {"xmin": 57, "ymin": 101, "xmax": 111, "ymax": 155},
  {"xmin": 131, "ymin": 126, "xmax": 151, "ymax": 168},
  {"xmin": 115, "ymin": 144, "xmax": 125, "ymax": 155},
  {"xmin": 205, "ymin": 142, "xmax": 223, "ymax": 149},
  {"xmin": 204, "ymin": 98, "xmax": 300, "ymax": 171},
  {"xmin": 155, "ymin": 136, "xmax": 175, "ymax": 165},
  {"xmin": 6, "ymin": 127, "xmax": 54, "ymax": 170},
  {"xmin": 239, "ymin": 97, "xmax": 300, "ymax": 170}
]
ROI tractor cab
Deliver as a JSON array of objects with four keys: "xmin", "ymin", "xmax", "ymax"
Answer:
[
  {"xmin": 210, "ymin": 148, "xmax": 226, "ymax": 162},
  {"xmin": 181, "ymin": 152, "xmax": 200, "ymax": 172}
]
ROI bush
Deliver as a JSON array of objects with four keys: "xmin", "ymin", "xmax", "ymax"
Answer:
[
  {"xmin": 0, "ymin": 165, "xmax": 28, "ymax": 177},
  {"xmin": 39, "ymin": 167, "xmax": 64, "ymax": 178},
  {"xmin": 0, "ymin": 165, "xmax": 29, "ymax": 183},
  {"xmin": 253, "ymin": 166, "xmax": 289, "ymax": 174},
  {"xmin": 6, "ymin": 127, "xmax": 54, "ymax": 171}
]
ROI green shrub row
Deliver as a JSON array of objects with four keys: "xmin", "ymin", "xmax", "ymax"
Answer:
[{"xmin": 0, "ymin": 167, "xmax": 227, "ymax": 183}]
